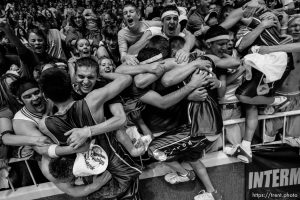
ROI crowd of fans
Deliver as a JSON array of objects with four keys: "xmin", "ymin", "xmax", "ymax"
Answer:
[{"xmin": 1, "ymin": 0, "xmax": 300, "ymax": 199}]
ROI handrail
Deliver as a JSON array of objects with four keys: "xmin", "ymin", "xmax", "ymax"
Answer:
[{"xmin": 1, "ymin": 109, "xmax": 300, "ymax": 200}]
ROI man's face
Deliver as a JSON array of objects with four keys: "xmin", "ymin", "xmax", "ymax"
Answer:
[
  {"xmin": 74, "ymin": 13, "xmax": 83, "ymax": 27},
  {"xmin": 288, "ymin": 17, "xmax": 300, "ymax": 42},
  {"xmin": 76, "ymin": 39, "xmax": 91, "ymax": 57},
  {"xmin": 75, "ymin": 66, "xmax": 98, "ymax": 94},
  {"xmin": 210, "ymin": 39, "xmax": 229, "ymax": 57},
  {"xmin": 21, "ymin": 88, "xmax": 46, "ymax": 114},
  {"xmin": 226, "ymin": 33, "xmax": 235, "ymax": 55},
  {"xmin": 28, "ymin": 32, "xmax": 46, "ymax": 54},
  {"xmin": 162, "ymin": 14, "xmax": 179, "ymax": 37},
  {"xmin": 163, "ymin": 0, "xmax": 176, "ymax": 6},
  {"xmin": 123, "ymin": 5, "xmax": 140, "ymax": 29}
]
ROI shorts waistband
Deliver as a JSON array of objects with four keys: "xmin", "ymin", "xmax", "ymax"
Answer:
[{"xmin": 220, "ymin": 102, "xmax": 241, "ymax": 110}]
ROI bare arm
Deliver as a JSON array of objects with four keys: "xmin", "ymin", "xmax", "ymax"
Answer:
[
  {"xmin": 134, "ymin": 73, "xmax": 159, "ymax": 89},
  {"xmin": 220, "ymin": 8, "xmax": 244, "ymax": 30},
  {"xmin": 40, "ymin": 156, "xmax": 111, "ymax": 197},
  {"xmin": 115, "ymin": 61, "xmax": 163, "ymax": 75},
  {"xmin": 226, "ymin": 67, "xmax": 245, "ymax": 85},
  {"xmin": 161, "ymin": 59, "xmax": 211, "ymax": 87},
  {"xmin": 127, "ymin": 30, "xmax": 152, "ymax": 55},
  {"xmin": 206, "ymin": 54, "xmax": 240, "ymax": 69},
  {"xmin": 64, "ymin": 103, "xmax": 127, "ymax": 149},
  {"xmin": 258, "ymin": 43, "xmax": 300, "ymax": 54},
  {"xmin": 236, "ymin": 19, "xmax": 274, "ymax": 53},
  {"xmin": 140, "ymin": 71, "xmax": 208, "ymax": 109},
  {"xmin": 85, "ymin": 73, "xmax": 132, "ymax": 120},
  {"xmin": 133, "ymin": 58, "xmax": 180, "ymax": 89},
  {"xmin": 182, "ymin": 29, "xmax": 196, "ymax": 51}
]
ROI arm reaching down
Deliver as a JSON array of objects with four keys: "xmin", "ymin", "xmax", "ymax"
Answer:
[{"xmin": 65, "ymin": 103, "xmax": 127, "ymax": 149}]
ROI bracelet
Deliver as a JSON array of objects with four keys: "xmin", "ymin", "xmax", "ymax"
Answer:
[
  {"xmin": 284, "ymin": 6, "xmax": 289, "ymax": 10},
  {"xmin": 48, "ymin": 144, "xmax": 59, "ymax": 158},
  {"xmin": 218, "ymin": 81, "xmax": 223, "ymax": 88}
]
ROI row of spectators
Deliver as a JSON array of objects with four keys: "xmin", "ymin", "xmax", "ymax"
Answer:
[{"xmin": 0, "ymin": 0, "xmax": 300, "ymax": 200}]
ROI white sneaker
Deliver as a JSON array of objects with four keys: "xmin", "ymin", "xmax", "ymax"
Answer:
[
  {"xmin": 164, "ymin": 172, "xmax": 190, "ymax": 184},
  {"xmin": 223, "ymin": 145, "xmax": 240, "ymax": 156},
  {"xmin": 194, "ymin": 190, "xmax": 215, "ymax": 200},
  {"xmin": 236, "ymin": 145, "xmax": 252, "ymax": 163}
]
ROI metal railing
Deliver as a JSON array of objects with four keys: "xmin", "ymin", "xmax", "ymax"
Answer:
[{"xmin": 1, "ymin": 109, "xmax": 300, "ymax": 199}]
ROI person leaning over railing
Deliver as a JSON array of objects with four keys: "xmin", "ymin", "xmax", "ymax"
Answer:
[{"xmin": 257, "ymin": 15, "xmax": 300, "ymax": 146}]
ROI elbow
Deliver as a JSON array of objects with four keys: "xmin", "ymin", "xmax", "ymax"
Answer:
[
  {"xmin": 134, "ymin": 77, "xmax": 148, "ymax": 89},
  {"xmin": 237, "ymin": 45, "xmax": 245, "ymax": 53},
  {"xmin": 161, "ymin": 77, "xmax": 173, "ymax": 88},
  {"xmin": 2, "ymin": 134, "xmax": 10, "ymax": 145},
  {"xmin": 158, "ymin": 101, "xmax": 169, "ymax": 110},
  {"xmin": 122, "ymin": 74, "xmax": 132, "ymax": 88},
  {"xmin": 118, "ymin": 116, "xmax": 127, "ymax": 128}
]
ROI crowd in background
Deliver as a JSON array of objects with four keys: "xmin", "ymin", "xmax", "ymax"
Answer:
[{"xmin": 0, "ymin": 0, "xmax": 300, "ymax": 199}]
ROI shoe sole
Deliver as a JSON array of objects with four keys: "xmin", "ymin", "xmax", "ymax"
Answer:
[{"xmin": 236, "ymin": 147, "xmax": 252, "ymax": 163}]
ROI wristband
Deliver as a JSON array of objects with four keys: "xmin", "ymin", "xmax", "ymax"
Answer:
[
  {"xmin": 48, "ymin": 144, "xmax": 59, "ymax": 158},
  {"xmin": 218, "ymin": 81, "xmax": 223, "ymax": 88}
]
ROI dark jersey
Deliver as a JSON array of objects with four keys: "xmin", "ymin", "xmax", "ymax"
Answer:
[{"xmin": 41, "ymin": 100, "xmax": 142, "ymax": 200}]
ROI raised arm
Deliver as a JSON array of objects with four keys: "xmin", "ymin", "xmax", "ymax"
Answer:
[
  {"xmin": 175, "ymin": 29, "xmax": 196, "ymax": 63},
  {"xmin": 220, "ymin": 8, "xmax": 245, "ymax": 30},
  {"xmin": 127, "ymin": 30, "xmax": 152, "ymax": 55},
  {"xmin": 236, "ymin": 18, "xmax": 275, "ymax": 52},
  {"xmin": 85, "ymin": 73, "xmax": 132, "ymax": 119}
]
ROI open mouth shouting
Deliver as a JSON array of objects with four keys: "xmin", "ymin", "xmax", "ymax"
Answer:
[
  {"xmin": 32, "ymin": 99, "xmax": 45, "ymax": 111},
  {"xmin": 127, "ymin": 18, "xmax": 134, "ymax": 27}
]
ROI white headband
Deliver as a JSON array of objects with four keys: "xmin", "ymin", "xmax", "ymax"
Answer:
[
  {"xmin": 161, "ymin": 10, "xmax": 179, "ymax": 20},
  {"xmin": 206, "ymin": 35, "xmax": 230, "ymax": 43},
  {"xmin": 140, "ymin": 53, "xmax": 163, "ymax": 64}
]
